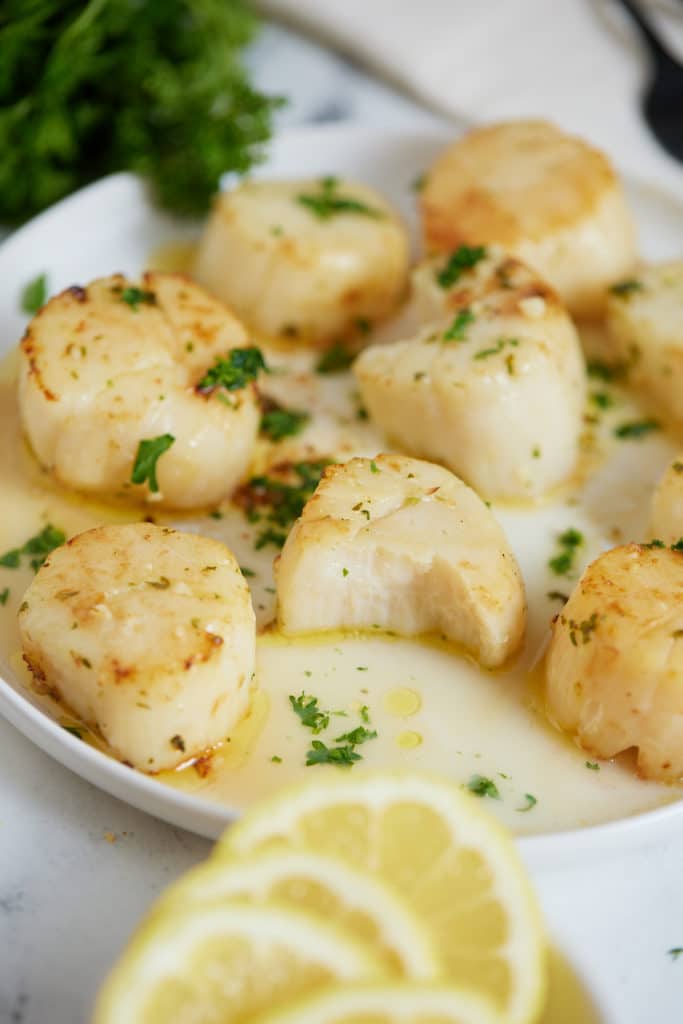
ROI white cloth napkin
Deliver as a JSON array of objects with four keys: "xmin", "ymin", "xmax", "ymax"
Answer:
[{"xmin": 257, "ymin": 0, "xmax": 683, "ymax": 200}]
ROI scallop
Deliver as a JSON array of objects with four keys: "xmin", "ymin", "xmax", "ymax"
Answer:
[
  {"xmin": 18, "ymin": 272, "xmax": 260, "ymax": 508},
  {"xmin": 19, "ymin": 523, "xmax": 256, "ymax": 772},
  {"xmin": 194, "ymin": 177, "xmax": 409, "ymax": 345},
  {"xmin": 355, "ymin": 248, "xmax": 585, "ymax": 500},
  {"xmin": 420, "ymin": 119, "xmax": 637, "ymax": 320},
  {"xmin": 545, "ymin": 543, "xmax": 683, "ymax": 781},
  {"xmin": 275, "ymin": 454, "xmax": 526, "ymax": 668}
]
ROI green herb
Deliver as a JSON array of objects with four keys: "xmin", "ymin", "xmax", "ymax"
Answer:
[
  {"xmin": 131, "ymin": 434, "xmax": 175, "ymax": 493},
  {"xmin": 271, "ymin": 755, "xmax": 282, "ymax": 763},
  {"xmin": 297, "ymin": 177, "xmax": 383, "ymax": 221},
  {"xmin": 668, "ymin": 948, "xmax": 683, "ymax": 961},
  {"xmin": 412, "ymin": 172, "xmax": 427, "ymax": 192},
  {"xmin": 170, "ymin": 734, "xmax": 186, "ymax": 752},
  {"xmin": 474, "ymin": 337, "xmax": 519, "ymax": 361},
  {"xmin": 517, "ymin": 793, "xmax": 537, "ymax": 812},
  {"xmin": 289, "ymin": 693, "xmax": 329, "ymax": 734},
  {"xmin": 341, "ymin": 567, "xmax": 349, "ymax": 577},
  {"xmin": 644, "ymin": 539, "xmax": 666, "ymax": 550},
  {"xmin": 609, "ymin": 279, "xmax": 643, "ymax": 298},
  {"xmin": 334, "ymin": 725, "xmax": 377, "ymax": 745},
  {"xmin": 21, "ymin": 273, "xmax": 47, "ymax": 314},
  {"xmin": 672, "ymin": 539, "xmax": 683, "ymax": 552},
  {"xmin": 590, "ymin": 391, "xmax": 614, "ymax": 411},
  {"xmin": 209, "ymin": 510, "xmax": 223, "ymax": 520},
  {"xmin": 237, "ymin": 459, "xmax": 330, "ymax": 550},
  {"xmin": 240, "ymin": 567, "xmax": 256, "ymax": 578},
  {"xmin": 119, "ymin": 286, "xmax": 156, "ymax": 311},
  {"xmin": 63, "ymin": 725, "xmax": 83, "ymax": 740},
  {"xmin": 585, "ymin": 761, "xmax": 600, "ymax": 771},
  {"xmin": 0, "ymin": 1, "xmax": 281, "ymax": 224},
  {"xmin": 370, "ymin": 460, "xmax": 380, "ymax": 474},
  {"xmin": 355, "ymin": 317, "xmax": 372, "ymax": 335},
  {"xmin": 197, "ymin": 347, "xmax": 267, "ymax": 394},
  {"xmin": 532, "ymin": 446, "xmax": 541, "ymax": 459},
  {"xmin": 0, "ymin": 524, "xmax": 66, "ymax": 573},
  {"xmin": 0, "ymin": 588, "xmax": 8, "ymax": 606},
  {"xmin": 260, "ymin": 407, "xmax": 309, "ymax": 441},
  {"xmin": 316, "ymin": 343, "xmax": 355, "ymax": 374},
  {"xmin": 547, "ymin": 590, "xmax": 569, "ymax": 603},
  {"xmin": 360, "ymin": 705, "xmax": 370, "ymax": 723},
  {"xmin": 436, "ymin": 245, "xmax": 487, "ymax": 288},
  {"xmin": 306, "ymin": 740, "xmax": 361, "ymax": 766},
  {"xmin": 467, "ymin": 775, "xmax": 500, "ymax": 799},
  {"xmin": 442, "ymin": 308, "xmax": 475, "ymax": 342},
  {"xmin": 673, "ymin": 462, "xmax": 683, "ymax": 474},
  {"xmin": 548, "ymin": 528, "xmax": 584, "ymax": 577},
  {"xmin": 614, "ymin": 419, "xmax": 660, "ymax": 440},
  {"xmin": 587, "ymin": 360, "xmax": 625, "ymax": 383},
  {"xmin": 567, "ymin": 612, "xmax": 599, "ymax": 646}
]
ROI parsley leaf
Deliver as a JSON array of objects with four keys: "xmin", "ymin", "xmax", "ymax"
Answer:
[
  {"xmin": 21, "ymin": 273, "xmax": 47, "ymax": 314},
  {"xmin": 585, "ymin": 761, "xmax": 600, "ymax": 771},
  {"xmin": 474, "ymin": 337, "xmax": 519, "ymax": 361},
  {"xmin": 297, "ymin": 177, "xmax": 383, "ymax": 221},
  {"xmin": 0, "ymin": 588, "xmax": 9, "ymax": 605},
  {"xmin": 517, "ymin": 793, "xmax": 537, "ymax": 812},
  {"xmin": 119, "ymin": 286, "xmax": 156, "ymax": 311},
  {"xmin": 197, "ymin": 347, "xmax": 267, "ymax": 394},
  {"xmin": 548, "ymin": 528, "xmax": 584, "ymax": 577},
  {"xmin": 316, "ymin": 342, "xmax": 355, "ymax": 374},
  {"xmin": 306, "ymin": 740, "xmax": 361, "ymax": 766},
  {"xmin": 609, "ymin": 279, "xmax": 643, "ymax": 298},
  {"xmin": 467, "ymin": 775, "xmax": 501, "ymax": 799},
  {"xmin": 289, "ymin": 693, "xmax": 329, "ymax": 734},
  {"xmin": 614, "ymin": 419, "xmax": 660, "ymax": 440},
  {"xmin": 668, "ymin": 948, "xmax": 683, "ymax": 961},
  {"xmin": 260, "ymin": 406, "xmax": 310, "ymax": 441},
  {"xmin": 236, "ymin": 460, "xmax": 330, "ymax": 550},
  {"xmin": 131, "ymin": 434, "xmax": 175, "ymax": 493},
  {"xmin": 0, "ymin": 524, "xmax": 65, "ymax": 573},
  {"xmin": 436, "ymin": 245, "xmax": 487, "ymax": 288},
  {"xmin": 334, "ymin": 725, "xmax": 377, "ymax": 745},
  {"xmin": 442, "ymin": 308, "xmax": 475, "ymax": 341}
]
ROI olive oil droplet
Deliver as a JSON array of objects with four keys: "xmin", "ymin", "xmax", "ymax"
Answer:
[
  {"xmin": 397, "ymin": 730, "xmax": 422, "ymax": 749},
  {"xmin": 384, "ymin": 687, "xmax": 421, "ymax": 717}
]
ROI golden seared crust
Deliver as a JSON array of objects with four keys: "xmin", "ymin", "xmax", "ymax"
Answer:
[{"xmin": 420, "ymin": 120, "xmax": 617, "ymax": 251}]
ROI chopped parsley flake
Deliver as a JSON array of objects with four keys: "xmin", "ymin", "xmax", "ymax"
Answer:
[
  {"xmin": 260, "ymin": 406, "xmax": 310, "ymax": 441},
  {"xmin": 197, "ymin": 347, "xmax": 267, "ymax": 394},
  {"xmin": 614, "ymin": 419, "xmax": 660, "ymax": 440},
  {"xmin": 316, "ymin": 342, "xmax": 355, "ymax": 374},
  {"xmin": 566, "ymin": 612, "xmax": 599, "ymax": 646},
  {"xmin": 673, "ymin": 462, "xmax": 683, "ymax": 474},
  {"xmin": 590, "ymin": 391, "xmax": 614, "ymax": 410},
  {"xmin": 474, "ymin": 337, "xmax": 519, "ymax": 361},
  {"xmin": 609, "ymin": 279, "xmax": 643, "ymax": 298},
  {"xmin": 412, "ymin": 172, "xmax": 427, "ymax": 192},
  {"xmin": 355, "ymin": 317, "xmax": 372, "ymax": 335},
  {"xmin": 306, "ymin": 740, "xmax": 361, "ymax": 766},
  {"xmin": 236, "ymin": 459, "xmax": 330, "ymax": 550},
  {"xmin": 63, "ymin": 725, "xmax": 84, "ymax": 740},
  {"xmin": 297, "ymin": 177, "xmax": 383, "ymax": 221},
  {"xmin": 517, "ymin": 793, "xmax": 537, "ymax": 812},
  {"xmin": 442, "ymin": 308, "xmax": 475, "ymax": 342},
  {"xmin": 548, "ymin": 528, "xmax": 584, "ymax": 577},
  {"xmin": 436, "ymin": 245, "xmax": 487, "ymax": 288},
  {"xmin": 21, "ymin": 272, "xmax": 48, "ymax": 314},
  {"xmin": 271, "ymin": 755, "xmax": 282, "ymax": 763},
  {"xmin": 668, "ymin": 948, "xmax": 683, "ymax": 961},
  {"xmin": 370, "ymin": 460, "xmax": 380, "ymax": 474},
  {"xmin": 644, "ymin": 539, "xmax": 666, "ymax": 549},
  {"xmin": 467, "ymin": 775, "xmax": 500, "ymax": 799},
  {"xmin": 587, "ymin": 360, "xmax": 625, "ymax": 383},
  {"xmin": 240, "ymin": 566, "xmax": 256, "ymax": 578},
  {"xmin": 342, "ymin": 567, "xmax": 349, "ymax": 577},
  {"xmin": 289, "ymin": 692, "xmax": 330, "ymax": 734},
  {"xmin": 131, "ymin": 434, "xmax": 175, "ymax": 493},
  {"xmin": 0, "ymin": 524, "xmax": 66, "ymax": 572},
  {"xmin": 672, "ymin": 538, "xmax": 683, "ymax": 552},
  {"xmin": 120, "ymin": 286, "xmax": 156, "ymax": 311},
  {"xmin": 585, "ymin": 761, "xmax": 600, "ymax": 771},
  {"xmin": 334, "ymin": 725, "xmax": 377, "ymax": 746},
  {"xmin": 547, "ymin": 590, "xmax": 569, "ymax": 603},
  {"xmin": 0, "ymin": 588, "xmax": 9, "ymax": 605}
]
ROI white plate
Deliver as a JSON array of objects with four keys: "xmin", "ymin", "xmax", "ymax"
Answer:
[{"xmin": 1, "ymin": 124, "xmax": 683, "ymax": 871}]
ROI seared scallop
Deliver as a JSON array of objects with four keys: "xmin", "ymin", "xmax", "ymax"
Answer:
[
  {"xmin": 275, "ymin": 454, "xmax": 526, "ymax": 668},
  {"xmin": 650, "ymin": 456, "xmax": 683, "ymax": 544},
  {"xmin": 19, "ymin": 523, "xmax": 256, "ymax": 771},
  {"xmin": 545, "ymin": 543, "xmax": 683, "ymax": 780},
  {"xmin": 194, "ymin": 178, "xmax": 409, "ymax": 345},
  {"xmin": 355, "ymin": 249, "xmax": 585, "ymax": 500},
  {"xmin": 605, "ymin": 261, "xmax": 683, "ymax": 431},
  {"xmin": 420, "ymin": 120, "xmax": 637, "ymax": 320},
  {"xmin": 18, "ymin": 272, "xmax": 260, "ymax": 508}
]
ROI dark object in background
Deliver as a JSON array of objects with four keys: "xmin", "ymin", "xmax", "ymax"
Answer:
[
  {"xmin": 0, "ymin": 0, "xmax": 282, "ymax": 223},
  {"xmin": 615, "ymin": 0, "xmax": 683, "ymax": 163}
]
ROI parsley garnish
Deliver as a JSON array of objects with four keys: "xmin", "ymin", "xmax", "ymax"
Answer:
[
  {"xmin": 436, "ymin": 245, "xmax": 487, "ymax": 288},
  {"xmin": 297, "ymin": 177, "xmax": 383, "ymax": 221},
  {"xmin": 467, "ymin": 775, "xmax": 500, "ymax": 799},
  {"xmin": 21, "ymin": 273, "xmax": 47, "ymax": 314},
  {"xmin": 0, "ymin": 588, "xmax": 9, "ymax": 605},
  {"xmin": 668, "ymin": 948, "xmax": 683, "ymax": 961},
  {"xmin": 673, "ymin": 462, "xmax": 683, "ymax": 474},
  {"xmin": 131, "ymin": 434, "xmax": 175, "ymax": 493},
  {"xmin": 370, "ymin": 460, "xmax": 380, "ymax": 474},
  {"xmin": 260, "ymin": 406, "xmax": 309, "ymax": 441},
  {"xmin": 316, "ymin": 342, "xmax": 355, "ymax": 374},
  {"xmin": 120, "ymin": 286, "xmax": 156, "ymax": 311},
  {"xmin": 306, "ymin": 740, "xmax": 361, "ymax": 766},
  {"xmin": 585, "ymin": 761, "xmax": 600, "ymax": 771},
  {"xmin": 289, "ymin": 692, "xmax": 329, "ymax": 734},
  {"xmin": 517, "ymin": 793, "xmax": 537, "ymax": 812},
  {"xmin": 240, "ymin": 566, "xmax": 256, "ymax": 578},
  {"xmin": 474, "ymin": 337, "xmax": 519, "ymax": 361},
  {"xmin": 0, "ymin": 524, "xmax": 66, "ymax": 572},
  {"xmin": 566, "ymin": 612, "xmax": 600, "ymax": 646},
  {"xmin": 63, "ymin": 725, "xmax": 84, "ymax": 740},
  {"xmin": 672, "ymin": 538, "xmax": 683, "ymax": 552},
  {"xmin": 443, "ymin": 308, "xmax": 475, "ymax": 341},
  {"xmin": 271, "ymin": 755, "xmax": 282, "ymax": 763},
  {"xmin": 197, "ymin": 347, "xmax": 267, "ymax": 394},
  {"xmin": 237, "ymin": 459, "xmax": 330, "ymax": 550},
  {"xmin": 590, "ymin": 391, "xmax": 614, "ymax": 410},
  {"xmin": 547, "ymin": 590, "xmax": 569, "ymax": 603},
  {"xmin": 609, "ymin": 279, "xmax": 643, "ymax": 298},
  {"xmin": 644, "ymin": 539, "xmax": 666, "ymax": 550},
  {"xmin": 548, "ymin": 528, "xmax": 584, "ymax": 577},
  {"xmin": 614, "ymin": 419, "xmax": 660, "ymax": 440},
  {"xmin": 334, "ymin": 725, "xmax": 377, "ymax": 745}
]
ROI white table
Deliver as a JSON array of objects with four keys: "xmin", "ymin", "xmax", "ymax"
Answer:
[{"xmin": 2, "ymin": 21, "xmax": 683, "ymax": 1024}]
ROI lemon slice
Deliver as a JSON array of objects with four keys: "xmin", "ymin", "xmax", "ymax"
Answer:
[
  {"xmin": 252, "ymin": 982, "xmax": 504, "ymax": 1024},
  {"xmin": 93, "ymin": 903, "xmax": 383, "ymax": 1024},
  {"xmin": 154, "ymin": 849, "xmax": 439, "ymax": 979},
  {"xmin": 218, "ymin": 772, "xmax": 546, "ymax": 1024}
]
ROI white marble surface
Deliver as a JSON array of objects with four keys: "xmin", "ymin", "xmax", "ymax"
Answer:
[{"xmin": 2, "ymin": 19, "xmax": 683, "ymax": 1024}]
